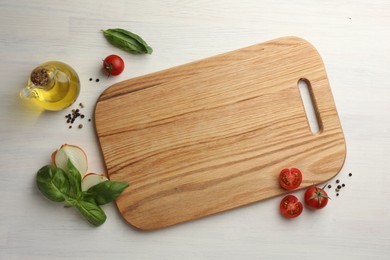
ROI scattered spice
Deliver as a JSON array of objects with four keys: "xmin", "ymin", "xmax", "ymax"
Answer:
[
  {"xmin": 330, "ymin": 172, "xmax": 352, "ymax": 198},
  {"xmin": 63, "ymin": 76, "xmax": 101, "ymax": 129},
  {"xmin": 64, "ymin": 103, "xmax": 87, "ymax": 129}
]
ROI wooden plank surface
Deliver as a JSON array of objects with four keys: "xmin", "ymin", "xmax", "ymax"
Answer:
[{"xmin": 94, "ymin": 36, "xmax": 346, "ymax": 230}]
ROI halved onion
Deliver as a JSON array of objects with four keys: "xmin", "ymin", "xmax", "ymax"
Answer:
[
  {"xmin": 81, "ymin": 173, "xmax": 108, "ymax": 191},
  {"xmin": 51, "ymin": 144, "xmax": 88, "ymax": 176}
]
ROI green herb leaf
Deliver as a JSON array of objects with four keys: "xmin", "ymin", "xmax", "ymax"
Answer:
[
  {"xmin": 102, "ymin": 28, "xmax": 153, "ymax": 54},
  {"xmin": 75, "ymin": 200, "xmax": 107, "ymax": 226},
  {"xmin": 65, "ymin": 159, "xmax": 82, "ymax": 199},
  {"xmin": 36, "ymin": 165, "xmax": 70, "ymax": 202},
  {"xmin": 35, "ymin": 148, "xmax": 128, "ymax": 227},
  {"xmin": 85, "ymin": 180, "xmax": 129, "ymax": 205}
]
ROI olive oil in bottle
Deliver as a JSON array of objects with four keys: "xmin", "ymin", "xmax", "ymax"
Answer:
[{"xmin": 20, "ymin": 61, "xmax": 80, "ymax": 111}]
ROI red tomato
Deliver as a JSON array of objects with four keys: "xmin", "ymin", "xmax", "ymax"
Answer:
[
  {"xmin": 279, "ymin": 168, "xmax": 302, "ymax": 190},
  {"xmin": 304, "ymin": 185, "xmax": 330, "ymax": 210},
  {"xmin": 103, "ymin": 54, "xmax": 125, "ymax": 76},
  {"xmin": 280, "ymin": 195, "xmax": 303, "ymax": 218}
]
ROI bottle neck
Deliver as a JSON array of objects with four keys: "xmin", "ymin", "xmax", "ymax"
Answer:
[{"xmin": 30, "ymin": 65, "xmax": 57, "ymax": 90}]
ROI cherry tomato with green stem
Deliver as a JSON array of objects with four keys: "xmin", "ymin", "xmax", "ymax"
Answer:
[
  {"xmin": 304, "ymin": 184, "xmax": 330, "ymax": 210},
  {"xmin": 103, "ymin": 54, "xmax": 125, "ymax": 77}
]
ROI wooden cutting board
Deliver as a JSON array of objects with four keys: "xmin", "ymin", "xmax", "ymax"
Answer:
[{"xmin": 94, "ymin": 36, "xmax": 346, "ymax": 230}]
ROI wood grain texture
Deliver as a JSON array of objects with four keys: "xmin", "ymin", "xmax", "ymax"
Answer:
[{"xmin": 94, "ymin": 36, "xmax": 346, "ymax": 230}]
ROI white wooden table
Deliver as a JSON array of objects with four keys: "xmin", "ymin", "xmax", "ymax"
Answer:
[{"xmin": 1, "ymin": 0, "xmax": 389, "ymax": 259}]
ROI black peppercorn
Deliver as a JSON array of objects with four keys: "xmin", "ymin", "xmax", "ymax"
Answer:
[
  {"xmin": 65, "ymin": 102, "xmax": 88, "ymax": 129},
  {"xmin": 349, "ymin": 173, "xmax": 352, "ymax": 177}
]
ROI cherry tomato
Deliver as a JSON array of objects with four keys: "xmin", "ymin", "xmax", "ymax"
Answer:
[
  {"xmin": 280, "ymin": 195, "xmax": 303, "ymax": 218},
  {"xmin": 103, "ymin": 54, "xmax": 125, "ymax": 76},
  {"xmin": 304, "ymin": 185, "xmax": 330, "ymax": 210},
  {"xmin": 279, "ymin": 168, "xmax": 302, "ymax": 190}
]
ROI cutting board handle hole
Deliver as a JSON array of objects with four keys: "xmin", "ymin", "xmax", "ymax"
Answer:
[{"xmin": 298, "ymin": 79, "xmax": 321, "ymax": 134}]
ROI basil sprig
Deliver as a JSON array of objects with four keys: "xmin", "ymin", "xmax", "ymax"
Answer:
[
  {"xmin": 102, "ymin": 28, "xmax": 153, "ymax": 54},
  {"xmin": 36, "ymin": 160, "xmax": 128, "ymax": 226}
]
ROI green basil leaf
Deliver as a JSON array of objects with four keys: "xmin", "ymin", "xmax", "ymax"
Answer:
[
  {"xmin": 65, "ymin": 160, "xmax": 82, "ymax": 198},
  {"xmin": 75, "ymin": 200, "xmax": 106, "ymax": 226},
  {"xmin": 36, "ymin": 165, "xmax": 70, "ymax": 202},
  {"xmin": 102, "ymin": 28, "xmax": 153, "ymax": 54},
  {"xmin": 85, "ymin": 180, "xmax": 129, "ymax": 205},
  {"xmin": 111, "ymin": 28, "xmax": 153, "ymax": 54}
]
